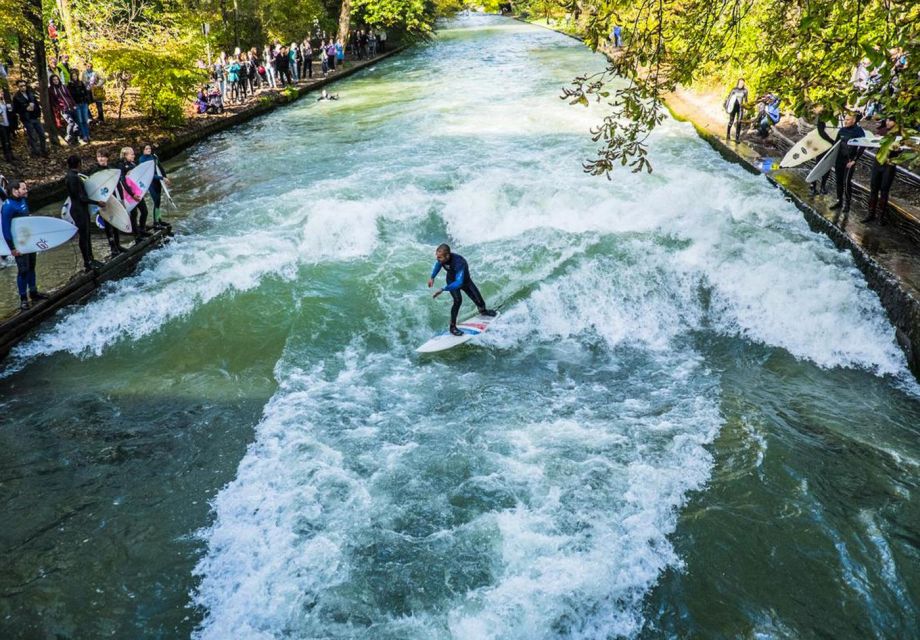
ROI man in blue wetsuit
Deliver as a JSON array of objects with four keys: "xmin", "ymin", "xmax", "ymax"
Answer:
[
  {"xmin": 427, "ymin": 243, "xmax": 497, "ymax": 336},
  {"xmin": 2, "ymin": 179, "xmax": 49, "ymax": 311}
]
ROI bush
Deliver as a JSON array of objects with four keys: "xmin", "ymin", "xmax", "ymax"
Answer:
[{"xmin": 95, "ymin": 33, "xmax": 207, "ymax": 127}]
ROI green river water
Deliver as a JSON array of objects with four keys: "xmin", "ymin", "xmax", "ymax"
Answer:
[{"xmin": 1, "ymin": 15, "xmax": 918, "ymax": 640}]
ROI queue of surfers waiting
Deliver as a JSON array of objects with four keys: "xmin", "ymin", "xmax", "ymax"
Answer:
[{"xmin": 719, "ymin": 47, "xmax": 911, "ymax": 225}]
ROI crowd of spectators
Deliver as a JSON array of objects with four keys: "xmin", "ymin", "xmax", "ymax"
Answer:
[
  {"xmin": 194, "ymin": 28, "xmax": 387, "ymax": 115},
  {"xmin": 0, "ymin": 54, "xmax": 106, "ymax": 162}
]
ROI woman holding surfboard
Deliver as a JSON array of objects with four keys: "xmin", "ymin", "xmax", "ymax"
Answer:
[
  {"xmin": 140, "ymin": 144, "xmax": 171, "ymax": 230},
  {"xmin": 116, "ymin": 147, "xmax": 151, "ymax": 241}
]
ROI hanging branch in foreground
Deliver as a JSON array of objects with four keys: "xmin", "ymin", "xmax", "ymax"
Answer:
[{"xmin": 548, "ymin": 0, "xmax": 919, "ymax": 176}]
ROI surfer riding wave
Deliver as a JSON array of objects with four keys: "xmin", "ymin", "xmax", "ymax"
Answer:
[{"xmin": 427, "ymin": 243, "xmax": 496, "ymax": 336}]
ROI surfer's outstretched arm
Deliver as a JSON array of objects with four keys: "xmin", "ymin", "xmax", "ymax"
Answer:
[{"xmin": 442, "ymin": 269, "xmax": 464, "ymax": 292}]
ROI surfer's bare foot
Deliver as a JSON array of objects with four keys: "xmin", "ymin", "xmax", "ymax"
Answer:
[
  {"xmin": 449, "ymin": 326, "xmax": 463, "ymax": 337},
  {"xmin": 480, "ymin": 309, "xmax": 497, "ymax": 317}
]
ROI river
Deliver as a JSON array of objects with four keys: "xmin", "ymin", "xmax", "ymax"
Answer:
[{"xmin": 1, "ymin": 15, "xmax": 918, "ymax": 640}]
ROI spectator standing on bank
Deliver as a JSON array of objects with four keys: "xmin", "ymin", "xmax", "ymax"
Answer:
[
  {"xmin": 249, "ymin": 48, "xmax": 262, "ymax": 92},
  {"xmin": 12, "ymin": 80, "xmax": 48, "ymax": 157},
  {"xmin": 326, "ymin": 40, "xmax": 337, "ymax": 72},
  {"xmin": 262, "ymin": 45, "xmax": 276, "ymax": 88},
  {"xmin": 379, "ymin": 28, "xmax": 387, "ymax": 52},
  {"xmin": 862, "ymin": 117, "xmax": 899, "ymax": 225},
  {"xmin": 756, "ymin": 93, "xmax": 780, "ymax": 138},
  {"xmin": 723, "ymin": 79, "xmax": 748, "ymax": 143},
  {"xmin": 82, "ymin": 63, "xmax": 106, "ymax": 123},
  {"xmin": 227, "ymin": 56, "xmax": 241, "ymax": 103},
  {"xmin": 320, "ymin": 41, "xmax": 329, "ymax": 77},
  {"xmin": 290, "ymin": 43, "xmax": 300, "ymax": 83},
  {"xmin": 67, "ymin": 74, "xmax": 92, "ymax": 143},
  {"xmin": 214, "ymin": 53, "xmax": 227, "ymax": 97},
  {"xmin": 336, "ymin": 39, "xmax": 344, "ymax": 68},
  {"xmin": 1, "ymin": 179, "xmax": 49, "ymax": 311},
  {"xmin": 54, "ymin": 55, "xmax": 72, "ymax": 83},
  {"xmin": 302, "ymin": 40, "xmax": 313, "ymax": 79},
  {"xmin": 0, "ymin": 92, "xmax": 13, "ymax": 162},
  {"xmin": 49, "ymin": 74, "xmax": 79, "ymax": 145},
  {"xmin": 0, "ymin": 56, "xmax": 8, "ymax": 91},
  {"xmin": 277, "ymin": 46, "xmax": 292, "ymax": 86}
]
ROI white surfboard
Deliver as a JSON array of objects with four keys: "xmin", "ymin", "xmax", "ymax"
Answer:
[
  {"xmin": 806, "ymin": 141, "xmax": 841, "ymax": 183},
  {"xmin": 416, "ymin": 312, "xmax": 500, "ymax": 354},
  {"xmin": 847, "ymin": 135, "xmax": 881, "ymax": 148},
  {"xmin": 848, "ymin": 134, "xmax": 919, "ymax": 149},
  {"xmin": 85, "ymin": 169, "xmax": 121, "ymax": 202},
  {"xmin": 0, "ymin": 216, "xmax": 77, "ymax": 255},
  {"xmin": 121, "ymin": 161, "xmax": 156, "ymax": 212},
  {"xmin": 92, "ymin": 197, "xmax": 132, "ymax": 233},
  {"xmin": 780, "ymin": 126, "xmax": 838, "ymax": 168},
  {"xmin": 61, "ymin": 170, "xmax": 123, "ymax": 225}
]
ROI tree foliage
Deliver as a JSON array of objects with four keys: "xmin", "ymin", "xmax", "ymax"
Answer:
[
  {"xmin": 353, "ymin": 0, "xmax": 438, "ymax": 37},
  {"xmin": 548, "ymin": 0, "xmax": 919, "ymax": 174},
  {"xmin": 2, "ymin": 0, "xmax": 438, "ymax": 129}
]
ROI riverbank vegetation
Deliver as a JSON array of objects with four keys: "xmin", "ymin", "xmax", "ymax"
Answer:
[{"xmin": 513, "ymin": 0, "xmax": 918, "ymax": 176}]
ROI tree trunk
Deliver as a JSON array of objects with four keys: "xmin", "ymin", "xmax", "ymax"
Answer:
[
  {"xmin": 337, "ymin": 0, "xmax": 352, "ymax": 46},
  {"xmin": 25, "ymin": 0, "xmax": 60, "ymax": 145},
  {"xmin": 55, "ymin": 0, "xmax": 78, "ymax": 59},
  {"xmin": 233, "ymin": 0, "xmax": 240, "ymax": 49},
  {"xmin": 33, "ymin": 35, "xmax": 59, "ymax": 146}
]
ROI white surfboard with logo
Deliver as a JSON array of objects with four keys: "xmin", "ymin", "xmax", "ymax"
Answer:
[
  {"xmin": 416, "ymin": 312, "xmax": 500, "ymax": 354},
  {"xmin": 0, "ymin": 216, "xmax": 77, "ymax": 255}
]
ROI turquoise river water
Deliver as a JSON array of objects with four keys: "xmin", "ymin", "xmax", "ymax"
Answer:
[{"xmin": 1, "ymin": 15, "xmax": 918, "ymax": 640}]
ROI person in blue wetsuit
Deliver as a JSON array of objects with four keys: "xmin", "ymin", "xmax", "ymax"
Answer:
[
  {"xmin": 427, "ymin": 243, "xmax": 497, "ymax": 336},
  {"xmin": 1, "ymin": 179, "xmax": 49, "ymax": 311}
]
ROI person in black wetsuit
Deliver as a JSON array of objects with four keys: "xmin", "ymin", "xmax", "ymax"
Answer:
[
  {"xmin": 862, "ymin": 117, "xmax": 899, "ymax": 225},
  {"xmin": 820, "ymin": 112, "xmax": 866, "ymax": 213},
  {"xmin": 724, "ymin": 79, "xmax": 748, "ymax": 143},
  {"xmin": 87, "ymin": 148, "xmax": 127, "ymax": 256},
  {"xmin": 427, "ymin": 243, "xmax": 497, "ymax": 336},
  {"xmin": 64, "ymin": 155, "xmax": 104, "ymax": 271}
]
